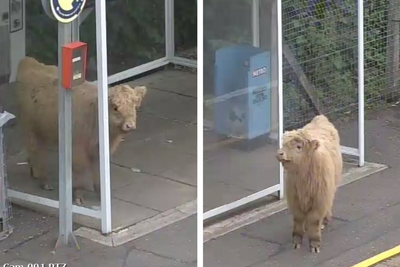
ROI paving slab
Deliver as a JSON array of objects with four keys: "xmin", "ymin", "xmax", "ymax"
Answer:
[
  {"xmin": 139, "ymin": 89, "xmax": 197, "ymax": 123},
  {"xmin": 125, "ymin": 249, "xmax": 193, "ymax": 267},
  {"xmin": 315, "ymin": 228, "xmax": 400, "ymax": 267},
  {"xmin": 0, "ymin": 207, "xmax": 56, "ymax": 252},
  {"xmin": 204, "ymin": 179, "xmax": 255, "ymax": 211},
  {"xmin": 204, "ymin": 231, "xmax": 280, "ymax": 267},
  {"xmin": 0, "ymin": 207, "xmax": 197, "ymax": 267},
  {"xmin": 129, "ymin": 69, "xmax": 197, "ymax": 98},
  {"xmin": 204, "ymin": 142, "xmax": 280, "ymax": 192},
  {"xmin": 160, "ymin": 158, "xmax": 198, "ymax": 186},
  {"xmin": 112, "ymin": 138, "xmax": 197, "ymax": 179},
  {"xmin": 331, "ymin": 167, "xmax": 400, "ymax": 222},
  {"xmin": 5, "ymin": 152, "xmax": 160, "ymax": 230},
  {"xmin": 114, "ymin": 171, "xmax": 196, "ymax": 212},
  {"xmin": 130, "ymin": 215, "xmax": 197, "ymax": 262},
  {"xmin": 127, "ymin": 111, "xmax": 181, "ymax": 143},
  {"xmin": 159, "ymin": 122, "xmax": 197, "ymax": 156}
]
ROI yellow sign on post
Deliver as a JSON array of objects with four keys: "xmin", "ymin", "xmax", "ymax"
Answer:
[{"xmin": 45, "ymin": 0, "xmax": 87, "ymax": 23}]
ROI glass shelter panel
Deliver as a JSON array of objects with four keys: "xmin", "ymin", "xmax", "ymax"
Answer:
[
  {"xmin": 1, "ymin": 0, "xmax": 197, "ymax": 233},
  {"xmin": 281, "ymin": 0, "xmax": 359, "ymax": 149},
  {"xmin": 81, "ymin": 0, "xmax": 166, "ymax": 81},
  {"xmin": 25, "ymin": 1, "xmax": 58, "ymax": 66},
  {"xmin": 174, "ymin": 0, "xmax": 197, "ymax": 60},
  {"xmin": 0, "ymin": 1, "xmax": 103, "ymax": 229},
  {"xmin": 203, "ymin": 0, "xmax": 281, "ymax": 213}
]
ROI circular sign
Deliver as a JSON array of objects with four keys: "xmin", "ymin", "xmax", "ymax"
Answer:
[{"xmin": 49, "ymin": 0, "xmax": 87, "ymax": 23}]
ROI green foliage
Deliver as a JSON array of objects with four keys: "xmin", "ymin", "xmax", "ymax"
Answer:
[
  {"xmin": 282, "ymin": 0, "xmax": 391, "ymax": 124},
  {"xmin": 203, "ymin": 0, "xmax": 394, "ymax": 126},
  {"xmin": 175, "ymin": 0, "xmax": 197, "ymax": 50},
  {"xmin": 25, "ymin": 1, "xmax": 58, "ymax": 65}
]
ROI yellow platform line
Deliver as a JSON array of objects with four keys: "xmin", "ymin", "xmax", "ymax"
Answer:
[{"xmin": 351, "ymin": 244, "xmax": 400, "ymax": 267}]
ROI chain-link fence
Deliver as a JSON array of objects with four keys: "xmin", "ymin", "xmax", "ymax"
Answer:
[
  {"xmin": 0, "ymin": 109, "xmax": 14, "ymax": 241},
  {"xmin": 282, "ymin": 0, "xmax": 400, "ymax": 130}
]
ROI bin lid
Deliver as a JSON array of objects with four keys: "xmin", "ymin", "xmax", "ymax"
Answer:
[{"xmin": 0, "ymin": 111, "xmax": 15, "ymax": 128}]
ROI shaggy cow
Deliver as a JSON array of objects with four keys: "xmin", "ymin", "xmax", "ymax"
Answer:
[
  {"xmin": 276, "ymin": 115, "xmax": 343, "ymax": 253},
  {"xmin": 15, "ymin": 56, "xmax": 147, "ymax": 205}
]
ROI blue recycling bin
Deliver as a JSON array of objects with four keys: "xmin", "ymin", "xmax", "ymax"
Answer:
[{"xmin": 214, "ymin": 45, "xmax": 271, "ymax": 140}]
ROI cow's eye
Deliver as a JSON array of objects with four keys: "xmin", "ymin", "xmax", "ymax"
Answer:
[
  {"xmin": 113, "ymin": 106, "xmax": 118, "ymax": 111},
  {"xmin": 296, "ymin": 145, "xmax": 302, "ymax": 150}
]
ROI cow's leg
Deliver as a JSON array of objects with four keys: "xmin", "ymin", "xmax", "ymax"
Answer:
[
  {"xmin": 322, "ymin": 209, "xmax": 332, "ymax": 230},
  {"xmin": 306, "ymin": 211, "xmax": 324, "ymax": 253},
  {"xmin": 72, "ymin": 149, "xmax": 90, "ymax": 206},
  {"xmin": 292, "ymin": 212, "xmax": 306, "ymax": 250},
  {"xmin": 25, "ymin": 132, "xmax": 52, "ymax": 190},
  {"xmin": 90, "ymin": 158, "xmax": 101, "ymax": 201},
  {"xmin": 72, "ymin": 166, "xmax": 87, "ymax": 206},
  {"xmin": 72, "ymin": 188, "xmax": 84, "ymax": 206}
]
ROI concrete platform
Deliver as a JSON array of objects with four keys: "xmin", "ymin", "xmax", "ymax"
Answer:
[
  {"xmin": 203, "ymin": 106, "xmax": 400, "ymax": 267},
  {"xmin": 204, "ymin": 129, "xmax": 360, "ymax": 212},
  {"xmin": 0, "ymin": 206, "xmax": 197, "ymax": 267},
  {"xmin": 203, "ymin": 100, "xmax": 375, "ymax": 213},
  {"xmin": 0, "ymin": 68, "xmax": 197, "ymax": 237},
  {"xmin": 376, "ymin": 255, "xmax": 400, "ymax": 267}
]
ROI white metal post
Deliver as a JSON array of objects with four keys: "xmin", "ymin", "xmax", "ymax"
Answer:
[
  {"xmin": 358, "ymin": 0, "xmax": 365, "ymax": 167},
  {"xmin": 95, "ymin": 0, "xmax": 112, "ymax": 234},
  {"xmin": 56, "ymin": 22, "xmax": 79, "ymax": 249},
  {"xmin": 0, "ymin": 120, "xmax": 8, "ymax": 233},
  {"xmin": 0, "ymin": 111, "xmax": 15, "ymax": 236},
  {"xmin": 252, "ymin": 0, "xmax": 260, "ymax": 47},
  {"xmin": 277, "ymin": 0, "xmax": 284, "ymax": 199},
  {"xmin": 165, "ymin": 0, "xmax": 175, "ymax": 59}
]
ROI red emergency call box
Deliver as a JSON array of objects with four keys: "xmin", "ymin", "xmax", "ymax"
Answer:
[{"xmin": 61, "ymin": 41, "xmax": 88, "ymax": 89}]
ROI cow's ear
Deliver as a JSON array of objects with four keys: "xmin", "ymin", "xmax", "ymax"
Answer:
[
  {"xmin": 311, "ymin": 139, "xmax": 320, "ymax": 150},
  {"xmin": 133, "ymin": 86, "xmax": 147, "ymax": 108}
]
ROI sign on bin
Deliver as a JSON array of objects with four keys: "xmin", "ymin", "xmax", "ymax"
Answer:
[{"xmin": 214, "ymin": 45, "xmax": 271, "ymax": 140}]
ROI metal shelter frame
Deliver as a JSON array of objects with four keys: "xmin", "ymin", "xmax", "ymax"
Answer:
[
  {"xmin": 202, "ymin": 0, "xmax": 364, "ymax": 221},
  {"xmin": 7, "ymin": 0, "xmax": 197, "ymax": 235}
]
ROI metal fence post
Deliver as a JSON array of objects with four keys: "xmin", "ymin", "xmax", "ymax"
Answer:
[
  {"xmin": 358, "ymin": 0, "xmax": 365, "ymax": 167},
  {"xmin": 165, "ymin": 0, "xmax": 175, "ymax": 60},
  {"xmin": 277, "ymin": 0, "xmax": 284, "ymax": 199}
]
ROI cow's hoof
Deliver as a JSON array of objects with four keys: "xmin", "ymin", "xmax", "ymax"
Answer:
[
  {"xmin": 292, "ymin": 235, "xmax": 302, "ymax": 250},
  {"xmin": 74, "ymin": 197, "xmax": 83, "ymax": 206},
  {"xmin": 310, "ymin": 241, "xmax": 321, "ymax": 253},
  {"xmin": 43, "ymin": 183, "xmax": 53, "ymax": 191},
  {"xmin": 293, "ymin": 243, "xmax": 301, "ymax": 250}
]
